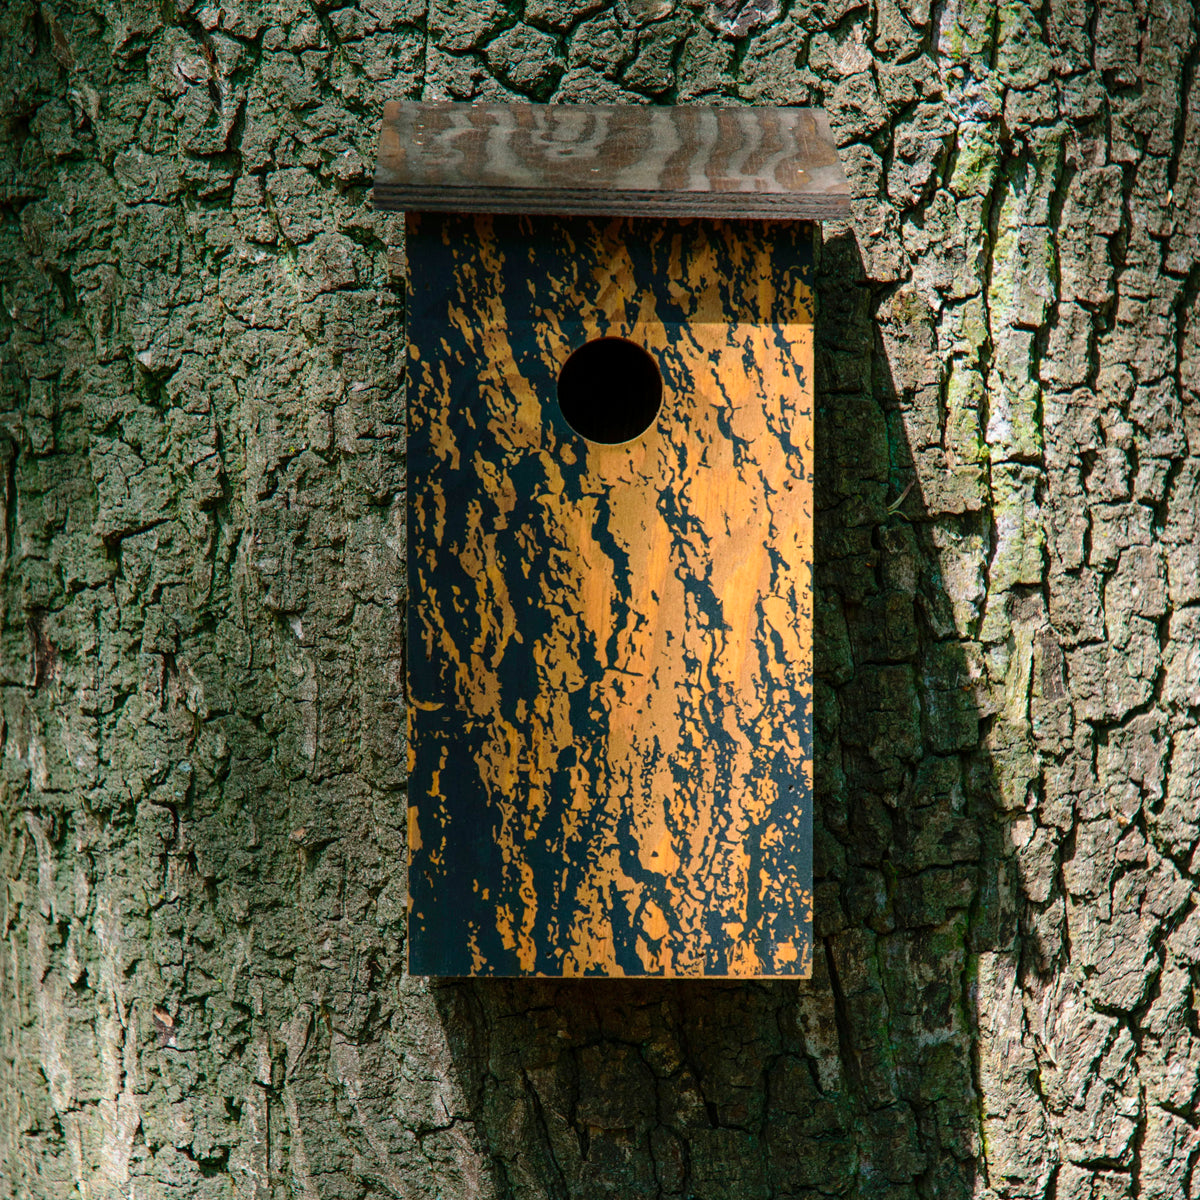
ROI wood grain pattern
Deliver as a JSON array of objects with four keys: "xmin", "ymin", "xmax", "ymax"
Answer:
[
  {"xmin": 375, "ymin": 102, "xmax": 850, "ymax": 220},
  {"xmin": 406, "ymin": 213, "xmax": 814, "ymax": 978}
]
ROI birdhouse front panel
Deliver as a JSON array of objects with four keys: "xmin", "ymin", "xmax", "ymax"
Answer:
[{"xmin": 406, "ymin": 211, "xmax": 814, "ymax": 978}]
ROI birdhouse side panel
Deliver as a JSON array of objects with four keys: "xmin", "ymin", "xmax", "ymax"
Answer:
[{"xmin": 406, "ymin": 213, "xmax": 813, "ymax": 977}]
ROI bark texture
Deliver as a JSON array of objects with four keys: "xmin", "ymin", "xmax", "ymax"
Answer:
[{"xmin": 0, "ymin": 0, "xmax": 1197, "ymax": 1198}]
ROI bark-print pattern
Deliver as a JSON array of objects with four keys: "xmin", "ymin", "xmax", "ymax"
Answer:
[{"xmin": 407, "ymin": 213, "xmax": 814, "ymax": 977}]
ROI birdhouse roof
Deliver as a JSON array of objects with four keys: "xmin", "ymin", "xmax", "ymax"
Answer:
[{"xmin": 374, "ymin": 101, "xmax": 850, "ymax": 221}]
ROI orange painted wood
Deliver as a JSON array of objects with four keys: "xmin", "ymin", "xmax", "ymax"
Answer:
[{"xmin": 406, "ymin": 213, "xmax": 814, "ymax": 977}]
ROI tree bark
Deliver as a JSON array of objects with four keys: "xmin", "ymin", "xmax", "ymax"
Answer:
[{"xmin": 1, "ymin": 1, "xmax": 1196, "ymax": 1198}]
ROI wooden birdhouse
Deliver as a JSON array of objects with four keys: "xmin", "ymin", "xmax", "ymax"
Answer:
[{"xmin": 374, "ymin": 101, "xmax": 849, "ymax": 978}]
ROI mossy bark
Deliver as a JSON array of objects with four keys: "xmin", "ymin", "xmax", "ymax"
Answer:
[{"xmin": 1, "ymin": 1, "xmax": 1197, "ymax": 1198}]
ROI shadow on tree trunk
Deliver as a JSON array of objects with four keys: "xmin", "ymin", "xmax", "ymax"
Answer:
[{"xmin": 425, "ymin": 228, "xmax": 1006, "ymax": 1200}]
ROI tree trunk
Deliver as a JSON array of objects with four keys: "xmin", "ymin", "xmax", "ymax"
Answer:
[{"xmin": 1, "ymin": 1, "xmax": 1196, "ymax": 1198}]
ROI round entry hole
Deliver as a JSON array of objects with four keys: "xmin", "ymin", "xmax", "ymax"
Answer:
[{"xmin": 556, "ymin": 337, "xmax": 663, "ymax": 445}]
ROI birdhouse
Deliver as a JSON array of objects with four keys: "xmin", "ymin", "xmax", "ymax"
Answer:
[{"xmin": 374, "ymin": 102, "xmax": 850, "ymax": 978}]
